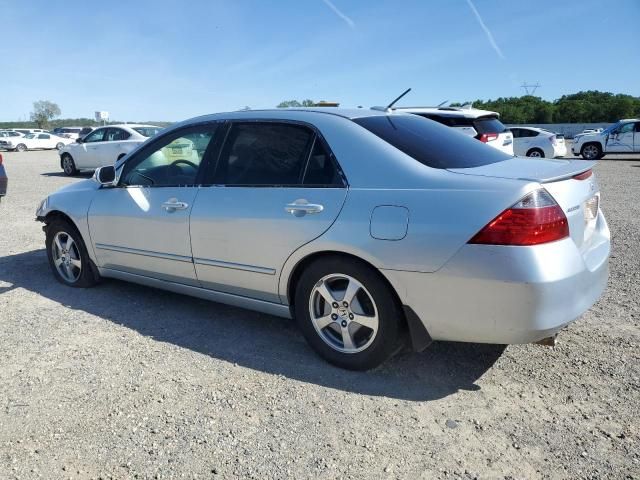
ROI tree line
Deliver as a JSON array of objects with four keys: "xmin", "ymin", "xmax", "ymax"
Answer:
[
  {"xmin": 451, "ymin": 91, "xmax": 640, "ymax": 124},
  {"xmin": 4, "ymin": 91, "xmax": 638, "ymax": 130}
]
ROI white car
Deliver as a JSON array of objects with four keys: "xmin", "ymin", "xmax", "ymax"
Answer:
[
  {"xmin": 59, "ymin": 124, "xmax": 162, "ymax": 176},
  {"xmin": 52, "ymin": 127, "xmax": 86, "ymax": 140},
  {"xmin": 572, "ymin": 119, "xmax": 640, "ymax": 160},
  {"xmin": 393, "ymin": 106, "xmax": 514, "ymax": 154},
  {"xmin": 510, "ymin": 127, "xmax": 567, "ymax": 158},
  {"xmin": 0, "ymin": 132, "xmax": 73, "ymax": 152},
  {"xmin": 0, "ymin": 130, "xmax": 24, "ymax": 140}
]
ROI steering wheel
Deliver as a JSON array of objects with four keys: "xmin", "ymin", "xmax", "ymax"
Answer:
[{"xmin": 170, "ymin": 159, "xmax": 198, "ymax": 170}]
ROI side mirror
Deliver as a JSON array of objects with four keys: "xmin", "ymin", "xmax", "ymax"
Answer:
[
  {"xmin": 75, "ymin": 138, "xmax": 83, "ymax": 143},
  {"xmin": 95, "ymin": 165, "xmax": 116, "ymax": 186}
]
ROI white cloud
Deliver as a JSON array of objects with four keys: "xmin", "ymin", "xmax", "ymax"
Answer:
[
  {"xmin": 321, "ymin": 0, "xmax": 355, "ymax": 29},
  {"xmin": 466, "ymin": 0, "xmax": 505, "ymax": 59}
]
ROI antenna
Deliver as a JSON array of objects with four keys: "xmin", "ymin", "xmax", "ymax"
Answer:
[
  {"xmin": 521, "ymin": 81, "xmax": 541, "ymax": 95},
  {"xmin": 437, "ymin": 100, "xmax": 449, "ymax": 107},
  {"xmin": 386, "ymin": 88, "xmax": 412, "ymax": 110}
]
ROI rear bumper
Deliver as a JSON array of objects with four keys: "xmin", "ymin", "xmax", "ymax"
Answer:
[{"xmin": 383, "ymin": 211, "xmax": 610, "ymax": 344}]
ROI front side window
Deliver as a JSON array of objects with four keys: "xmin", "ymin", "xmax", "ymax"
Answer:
[
  {"xmin": 84, "ymin": 129, "xmax": 106, "ymax": 143},
  {"xmin": 120, "ymin": 125, "xmax": 218, "ymax": 187},
  {"xmin": 354, "ymin": 114, "xmax": 511, "ymax": 169},
  {"xmin": 617, "ymin": 123, "xmax": 634, "ymax": 134},
  {"xmin": 213, "ymin": 123, "xmax": 314, "ymax": 186}
]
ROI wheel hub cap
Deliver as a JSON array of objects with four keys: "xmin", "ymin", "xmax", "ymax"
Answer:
[{"xmin": 309, "ymin": 274, "xmax": 379, "ymax": 354}]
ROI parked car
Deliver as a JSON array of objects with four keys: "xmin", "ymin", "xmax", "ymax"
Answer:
[
  {"xmin": 13, "ymin": 128, "xmax": 47, "ymax": 135},
  {"xmin": 572, "ymin": 119, "xmax": 640, "ymax": 159},
  {"xmin": 0, "ymin": 153, "xmax": 6, "ymax": 202},
  {"xmin": 0, "ymin": 130, "xmax": 24, "ymax": 139},
  {"xmin": 52, "ymin": 127, "xmax": 86, "ymax": 140},
  {"xmin": 77, "ymin": 127, "xmax": 95, "ymax": 139},
  {"xmin": 511, "ymin": 127, "xmax": 567, "ymax": 158},
  {"xmin": 0, "ymin": 132, "xmax": 73, "ymax": 152},
  {"xmin": 36, "ymin": 109, "xmax": 609, "ymax": 370},
  {"xmin": 58, "ymin": 124, "xmax": 162, "ymax": 176},
  {"xmin": 393, "ymin": 106, "xmax": 514, "ymax": 154}
]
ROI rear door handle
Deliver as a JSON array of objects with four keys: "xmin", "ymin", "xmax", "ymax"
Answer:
[
  {"xmin": 162, "ymin": 198, "xmax": 189, "ymax": 212},
  {"xmin": 285, "ymin": 199, "xmax": 324, "ymax": 217}
]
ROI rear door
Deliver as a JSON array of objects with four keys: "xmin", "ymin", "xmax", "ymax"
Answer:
[
  {"xmin": 190, "ymin": 121, "xmax": 347, "ymax": 302},
  {"xmin": 88, "ymin": 123, "xmax": 220, "ymax": 285}
]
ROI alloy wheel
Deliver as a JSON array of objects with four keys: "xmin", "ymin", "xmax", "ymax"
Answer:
[
  {"xmin": 308, "ymin": 274, "xmax": 379, "ymax": 354},
  {"xmin": 583, "ymin": 145, "xmax": 599, "ymax": 160},
  {"xmin": 63, "ymin": 157, "xmax": 74, "ymax": 175},
  {"xmin": 528, "ymin": 150, "xmax": 542, "ymax": 158},
  {"xmin": 51, "ymin": 231, "xmax": 82, "ymax": 283}
]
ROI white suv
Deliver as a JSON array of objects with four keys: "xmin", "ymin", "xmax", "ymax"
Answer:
[
  {"xmin": 572, "ymin": 119, "xmax": 640, "ymax": 160},
  {"xmin": 59, "ymin": 124, "xmax": 162, "ymax": 175},
  {"xmin": 394, "ymin": 106, "xmax": 514, "ymax": 154}
]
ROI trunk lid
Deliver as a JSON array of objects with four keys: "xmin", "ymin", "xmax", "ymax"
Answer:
[{"xmin": 450, "ymin": 158, "xmax": 600, "ymax": 249}]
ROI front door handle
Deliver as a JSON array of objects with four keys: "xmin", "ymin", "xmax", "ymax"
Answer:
[
  {"xmin": 285, "ymin": 199, "xmax": 324, "ymax": 217},
  {"xmin": 162, "ymin": 198, "xmax": 189, "ymax": 212}
]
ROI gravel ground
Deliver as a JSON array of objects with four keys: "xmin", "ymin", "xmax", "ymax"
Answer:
[{"xmin": 0, "ymin": 147, "xmax": 638, "ymax": 480}]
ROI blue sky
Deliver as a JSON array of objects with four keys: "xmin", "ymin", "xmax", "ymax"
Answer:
[{"xmin": 1, "ymin": 0, "xmax": 639, "ymax": 121}]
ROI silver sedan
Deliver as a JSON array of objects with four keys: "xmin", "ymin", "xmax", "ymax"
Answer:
[{"xmin": 36, "ymin": 108, "xmax": 610, "ymax": 370}]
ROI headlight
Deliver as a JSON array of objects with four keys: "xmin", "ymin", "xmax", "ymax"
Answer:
[{"xmin": 36, "ymin": 197, "xmax": 48, "ymax": 217}]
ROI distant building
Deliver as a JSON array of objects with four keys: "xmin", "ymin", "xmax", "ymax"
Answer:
[{"xmin": 314, "ymin": 101, "xmax": 340, "ymax": 107}]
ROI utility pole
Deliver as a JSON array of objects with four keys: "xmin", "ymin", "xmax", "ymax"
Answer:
[{"xmin": 521, "ymin": 82, "xmax": 541, "ymax": 95}]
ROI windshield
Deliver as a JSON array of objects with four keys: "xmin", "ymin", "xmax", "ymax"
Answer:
[
  {"xmin": 353, "ymin": 114, "xmax": 512, "ymax": 169},
  {"xmin": 133, "ymin": 127, "xmax": 162, "ymax": 137}
]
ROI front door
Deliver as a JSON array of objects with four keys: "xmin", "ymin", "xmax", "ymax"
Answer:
[
  {"xmin": 74, "ymin": 127, "xmax": 109, "ymax": 169},
  {"xmin": 190, "ymin": 122, "xmax": 348, "ymax": 302},
  {"xmin": 605, "ymin": 122, "xmax": 635, "ymax": 153},
  {"xmin": 88, "ymin": 123, "xmax": 220, "ymax": 285}
]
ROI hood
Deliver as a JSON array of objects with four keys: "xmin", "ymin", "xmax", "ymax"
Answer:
[
  {"xmin": 54, "ymin": 178, "xmax": 100, "ymax": 195},
  {"xmin": 447, "ymin": 157, "xmax": 596, "ymax": 183}
]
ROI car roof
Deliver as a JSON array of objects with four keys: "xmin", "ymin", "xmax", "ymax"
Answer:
[
  {"xmin": 97, "ymin": 124, "xmax": 160, "ymax": 129},
  {"xmin": 392, "ymin": 106, "xmax": 500, "ymax": 118}
]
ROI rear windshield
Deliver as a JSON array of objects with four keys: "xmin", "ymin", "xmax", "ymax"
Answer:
[
  {"xmin": 133, "ymin": 127, "xmax": 162, "ymax": 137},
  {"xmin": 473, "ymin": 116, "xmax": 508, "ymax": 134},
  {"xmin": 353, "ymin": 115, "xmax": 512, "ymax": 169}
]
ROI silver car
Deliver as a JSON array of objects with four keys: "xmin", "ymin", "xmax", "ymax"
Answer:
[{"xmin": 36, "ymin": 109, "xmax": 610, "ymax": 370}]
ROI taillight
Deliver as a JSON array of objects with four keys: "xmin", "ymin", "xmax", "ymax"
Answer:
[
  {"xmin": 468, "ymin": 189, "xmax": 569, "ymax": 246},
  {"xmin": 572, "ymin": 169, "xmax": 592, "ymax": 180},
  {"xmin": 478, "ymin": 133, "xmax": 498, "ymax": 143},
  {"xmin": 549, "ymin": 135, "xmax": 557, "ymax": 146}
]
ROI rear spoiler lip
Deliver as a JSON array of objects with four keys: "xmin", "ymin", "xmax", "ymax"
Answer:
[{"xmin": 447, "ymin": 160, "xmax": 597, "ymax": 183}]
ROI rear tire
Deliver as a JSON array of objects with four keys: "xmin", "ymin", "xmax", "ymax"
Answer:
[
  {"xmin": 294, "ymin": 257, "xmax": 403, "ymax": 370},
  {"xmin": 526, "ymin": 148, "xmax": 544, "ymax": 158},
  {"xmin": 61, "ymin": 154, "xmax": 78, "ymax": 176},
  {"xmin": 56, "ymin": 142, "xmax": 64, "ymax": 151},
  {"xmin": 581, "ymin": 143, "xmax": 602, "ymax": 160},
  {"xmin": 45, "ymin": 218, "xmax": 99, "ymax": 288},
  {"xmin": 16, "ymin": 143, "xmax": 27, "ymax": 152}
]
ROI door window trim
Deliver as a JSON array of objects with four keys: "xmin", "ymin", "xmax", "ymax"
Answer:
[
  {"xmin": 116, "ymin": 121, "xmax": 222, "ymax": 188},
  {"xmin": 203, "ymin": 119, "xmax": 348, "ymax": 188}
]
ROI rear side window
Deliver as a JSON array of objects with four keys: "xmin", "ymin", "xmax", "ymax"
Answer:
[
  {"xmin": 302, "ymin": 139, "xmax": 343, "ymax": 186},
  {"xmin": 473, "ymin": 116, "xmax": 508, "ymax": 134},
  {"xmin": 353, "ymin": 115, "xmax": 512, "ymax": 169},
  {"xmin": 213, "ymin": 123, "xmax": 314, "ymax": 186}
]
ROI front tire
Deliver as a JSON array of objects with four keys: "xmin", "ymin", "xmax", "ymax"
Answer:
[
  {"xmin": 46, "ymin": 218, "xmax": 98, "ymax": 288},
  {"xmin": 61, "ymin": 154, "xmax": 78, "ymax": 176},
  {"xmin": 581, "ymin": 143, "xmax": 602, "ymax": 160},
  {"xmin": 294, "ymin": 257, "xmax": 402, "ymax": 370}
]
